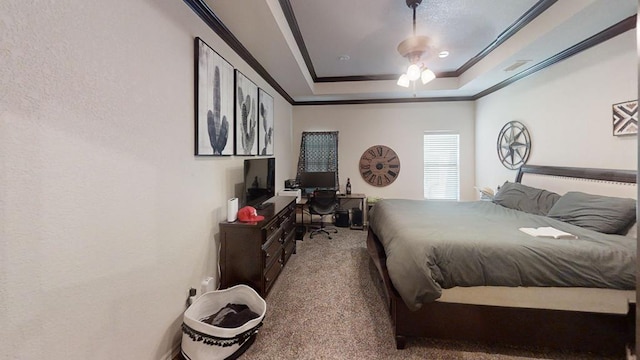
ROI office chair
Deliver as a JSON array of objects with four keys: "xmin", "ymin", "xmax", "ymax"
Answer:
[{"xmin": 307, "ymin": 189, "xmax": 339, "ymax": 239}]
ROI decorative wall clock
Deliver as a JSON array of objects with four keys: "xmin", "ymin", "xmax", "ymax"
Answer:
[
  {"xmin": 497, "ymin": 121, "xmax": 531, "ymax": 169},
  {"xmin": 359, "ymin": 145, "xmax": 401, "ymax": 187}
]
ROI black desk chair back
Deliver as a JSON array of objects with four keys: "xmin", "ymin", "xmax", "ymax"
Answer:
[{"xmin": 308, "ymin": 189, "xmax": 339, "ymax": 239}]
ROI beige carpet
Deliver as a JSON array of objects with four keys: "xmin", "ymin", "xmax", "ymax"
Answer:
[{"xmin": 240, "ymin": 229, "xmax": 623, "ymax": 360}]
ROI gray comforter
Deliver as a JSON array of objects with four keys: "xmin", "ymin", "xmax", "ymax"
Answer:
[{"xmin": 369, "ymin": 199, "xmax": 636, "ymax": 311}]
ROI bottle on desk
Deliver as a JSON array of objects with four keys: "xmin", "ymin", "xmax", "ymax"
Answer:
[{"xmin": 346, "ymin": 178, "xmax": 352, "ymax": 195}]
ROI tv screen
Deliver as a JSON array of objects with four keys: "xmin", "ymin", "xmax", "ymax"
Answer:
[{"xmin": 244, "ymin": 157, "xmax": 275, "ymax": 207}]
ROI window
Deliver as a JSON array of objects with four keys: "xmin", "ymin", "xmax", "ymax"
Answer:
[
  {"xmin": 296, "ymin": 131, "xmax": 339, "ymax": 188},
  {"xmin": 423, "ymin": 132, "xmax": 459, "ymax": 200}
]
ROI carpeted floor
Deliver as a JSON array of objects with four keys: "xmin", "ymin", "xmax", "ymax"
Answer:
[{"xmin": 240, "ymin": 228, "xmax": 624, "ymax": 360}]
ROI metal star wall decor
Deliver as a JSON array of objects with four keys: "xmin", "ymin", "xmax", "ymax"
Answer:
[{"xmin": 496, "ymin": 121, "xmax": 531, "ymax": 169}]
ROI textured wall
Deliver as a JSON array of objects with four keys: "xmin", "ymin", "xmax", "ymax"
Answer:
[
  {"xmin": 0, "ymin": 0, "xmax": 293, "ymax": 358},
  {"xmin": 293, "ymin": 102, "xmax": 476, "ymax": 200},
  {"xmin": 475, "ymin": 30, "xmax": 637, "ymax": 192}
]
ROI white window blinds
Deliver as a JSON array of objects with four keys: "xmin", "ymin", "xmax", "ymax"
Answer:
[{"xmin": 423, "ymin": 133, "xmax": 460, "ymax": 200}]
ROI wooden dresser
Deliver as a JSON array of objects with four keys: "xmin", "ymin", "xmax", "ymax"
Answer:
[{"xmin": 219, "ymin": 196, "xmax": 297, "ymax": 297}]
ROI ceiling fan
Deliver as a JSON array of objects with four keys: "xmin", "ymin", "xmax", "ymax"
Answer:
[{"xmin": 396, "ymin": 0, "xmax": 436, "ymax": 88}]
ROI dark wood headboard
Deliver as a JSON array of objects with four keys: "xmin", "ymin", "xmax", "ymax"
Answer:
[{"xmin": 515, "ymin": 165, "xmax": 637, "ymax": 184}]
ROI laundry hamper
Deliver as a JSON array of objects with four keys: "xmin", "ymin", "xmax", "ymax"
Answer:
[{"xmin": 181, "ymin": 285, "xmax": 266, "ymax": 360}]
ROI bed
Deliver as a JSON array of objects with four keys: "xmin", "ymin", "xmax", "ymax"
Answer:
[{"xmin": 367, "ymin": 165, "xmax": 637, "ymax": 355}]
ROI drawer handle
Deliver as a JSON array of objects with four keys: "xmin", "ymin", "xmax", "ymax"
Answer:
[
  {"xmin": 278, "ymin": 259, "xmax": 284, "ymax": 265},
  {"xmin": 265, "ymin": 277, "xmax": 270, "ymax": 283},
  {"xmin": 265, "ymin": 252, "xmax": 270, "ymax": 258}
]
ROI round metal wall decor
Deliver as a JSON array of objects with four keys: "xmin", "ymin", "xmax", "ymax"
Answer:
[
  {"xmin": 496, "ymin": 121, "xmax": 531, "ymax": 169},
  {"xmin": 359, "ymin": 145, "xmax": 401, "ymax": 187}
]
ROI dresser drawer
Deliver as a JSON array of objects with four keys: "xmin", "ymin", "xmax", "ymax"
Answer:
[
  {"xmin": 265, "ymin": 226, "xmax": 283, "ymax": 247},
  {"xmin": 283, "ymin": 230, "xmax": 296, "ymax": 263},
  {"xmin": 262, "ymin": 236, "xmax": 282, "ymax": 268},
  {"xmin": 281, "ymin": 212, "xmax": 295, "ymax": 233},
  {"xmin": 264, "ymin": 251, "xmax": 283, "ymax": 294},
  {"xmin": 264, "ymin": 219, "xmax": 281, "ymax": 242}
]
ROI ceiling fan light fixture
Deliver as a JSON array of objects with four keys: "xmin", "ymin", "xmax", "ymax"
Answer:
[
  {"xmin": 407, "ymin": 64, "xmax": 421, "ymax": 81},
  {"xmin": 421, "ymin": 68, "xmax": 435, "ymax": 84},
  {"xmin": 396, "ymin": 0, "xmax": 436, "ymax": 89},
  {"xmin": 397, "ymin": 74, "xmax": 410, "ymax": 87}
]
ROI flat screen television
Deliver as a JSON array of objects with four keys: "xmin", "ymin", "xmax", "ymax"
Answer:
[{"xmin": 244, "ymin": 157, "xmax": 275, "ymax": 208}]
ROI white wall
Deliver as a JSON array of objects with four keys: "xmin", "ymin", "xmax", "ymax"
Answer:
[
  {"xmin": 0, "ymin": 0, "xmax": 293, "ymax": 359},
  {"xmin": 293, "ymin": 102, "xmax": 476, "ymax": 200},
  {"xmin": 476, "ymin": 30, "xmax": 638, "ymax": 192}
]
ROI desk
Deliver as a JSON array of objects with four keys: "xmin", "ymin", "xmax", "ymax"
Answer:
[
  {"xmin": 337, "ymin": 193, "xmax": 367, "ymax": 229},
  {"xmin": 296, "ymin": 192, "xmax": 367, "ymax": 230}
]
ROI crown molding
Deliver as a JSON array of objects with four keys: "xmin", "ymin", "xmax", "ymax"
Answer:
[
  {"xmin": 279, "ymin": 0, "xmax": 557, "ymax": 83},
  {"xmin": 183, "ymin": 0, "xmax": 295, "ymax": 103},
  {"xmin": 456, "ymin": 0, "xmax": 557, "ymax": 76},
  {"xmin": 295, "ymin": 15, "xmax": 636, "ymax": 106},
  {"xmin": 472, "ymin": 15, "xmax": 636, "ymax": 100},
  {"xmin": 184, "ymin": 0, "xmax": 635, "ymax": 106},
  {"xmin": 293, "ymin": 96, "xmax": 473, "ymax": 106}
]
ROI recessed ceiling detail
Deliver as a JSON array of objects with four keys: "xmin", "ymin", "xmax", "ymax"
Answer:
[
  {"xmin": 284, "ymin": 0, "xmax": 548, "ymax": 81},
  {"xmin": 192, "ymin": 0, "xmax": 636, "ymax": 104}
]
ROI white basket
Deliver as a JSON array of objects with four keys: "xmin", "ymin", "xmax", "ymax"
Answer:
[{"xmin": 181, "ymin": 285, "xmax": 266, "ymax": 360}]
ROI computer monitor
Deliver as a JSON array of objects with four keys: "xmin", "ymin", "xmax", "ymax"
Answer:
[{"xmin": 299, "ymin": 171, "xmax": 336, "ymax": 194}]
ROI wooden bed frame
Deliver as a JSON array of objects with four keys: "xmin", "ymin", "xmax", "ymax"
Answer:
[{"xmin": 367, "ymin": 165, "xmax": 636, "ymax": 355}]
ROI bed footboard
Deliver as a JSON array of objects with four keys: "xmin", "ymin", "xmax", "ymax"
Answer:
[{"xmin": 366, "ymin": 229, "xmax": 634, "ymax": 355}]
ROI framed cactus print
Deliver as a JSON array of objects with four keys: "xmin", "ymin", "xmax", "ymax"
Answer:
[
  {"xmin": 234, "ymin": 70, "xmax": 259, "ymax": 155},
  {"xmin": 195, "ymin": 37, "xmax": 235, "ymax": 156},
  {"xmin": 258, "ymin": 89, "xmax": 274, "ymax": 156}
]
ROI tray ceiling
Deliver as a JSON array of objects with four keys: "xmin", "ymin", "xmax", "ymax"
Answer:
[{"xmin": 197, "ymin": 0, "xmax": 636, "ymax": 104}]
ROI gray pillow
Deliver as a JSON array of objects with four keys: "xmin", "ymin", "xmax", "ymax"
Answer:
[
  {"xmin": 547, "ymin": 191, "xmax": 636, "ymax": 234},
  {"xmin": 492, "ymin": 181, "xmax": 561, "ymax": 215}
]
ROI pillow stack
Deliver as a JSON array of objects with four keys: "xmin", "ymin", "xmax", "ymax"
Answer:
[
  {"xmin": 547, "ymin": 191, "xmax": 636, "ymax": 235},
  {"xmin": 493, "ymin": 182, "xmax": 636, "ymax": 235},
  {"xmin": 492, "ymin": 181, "xmax": 561, "ymax": 216}
]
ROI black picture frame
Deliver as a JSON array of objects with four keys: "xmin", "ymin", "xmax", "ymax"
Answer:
[
  {"xmin": 195, "ymin": 37, "xmax": 235, "ymax": 156},
  {"xmin": 235, "ymin": 70, "xmax": 259, "ymax": 155},
  {"xmin": 258, "ymin": 88, "xmax": 274, "ymax": 156},
  {"xmin": 612, "ymin": 100, "xmax": 638, "ymax": 136}
]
